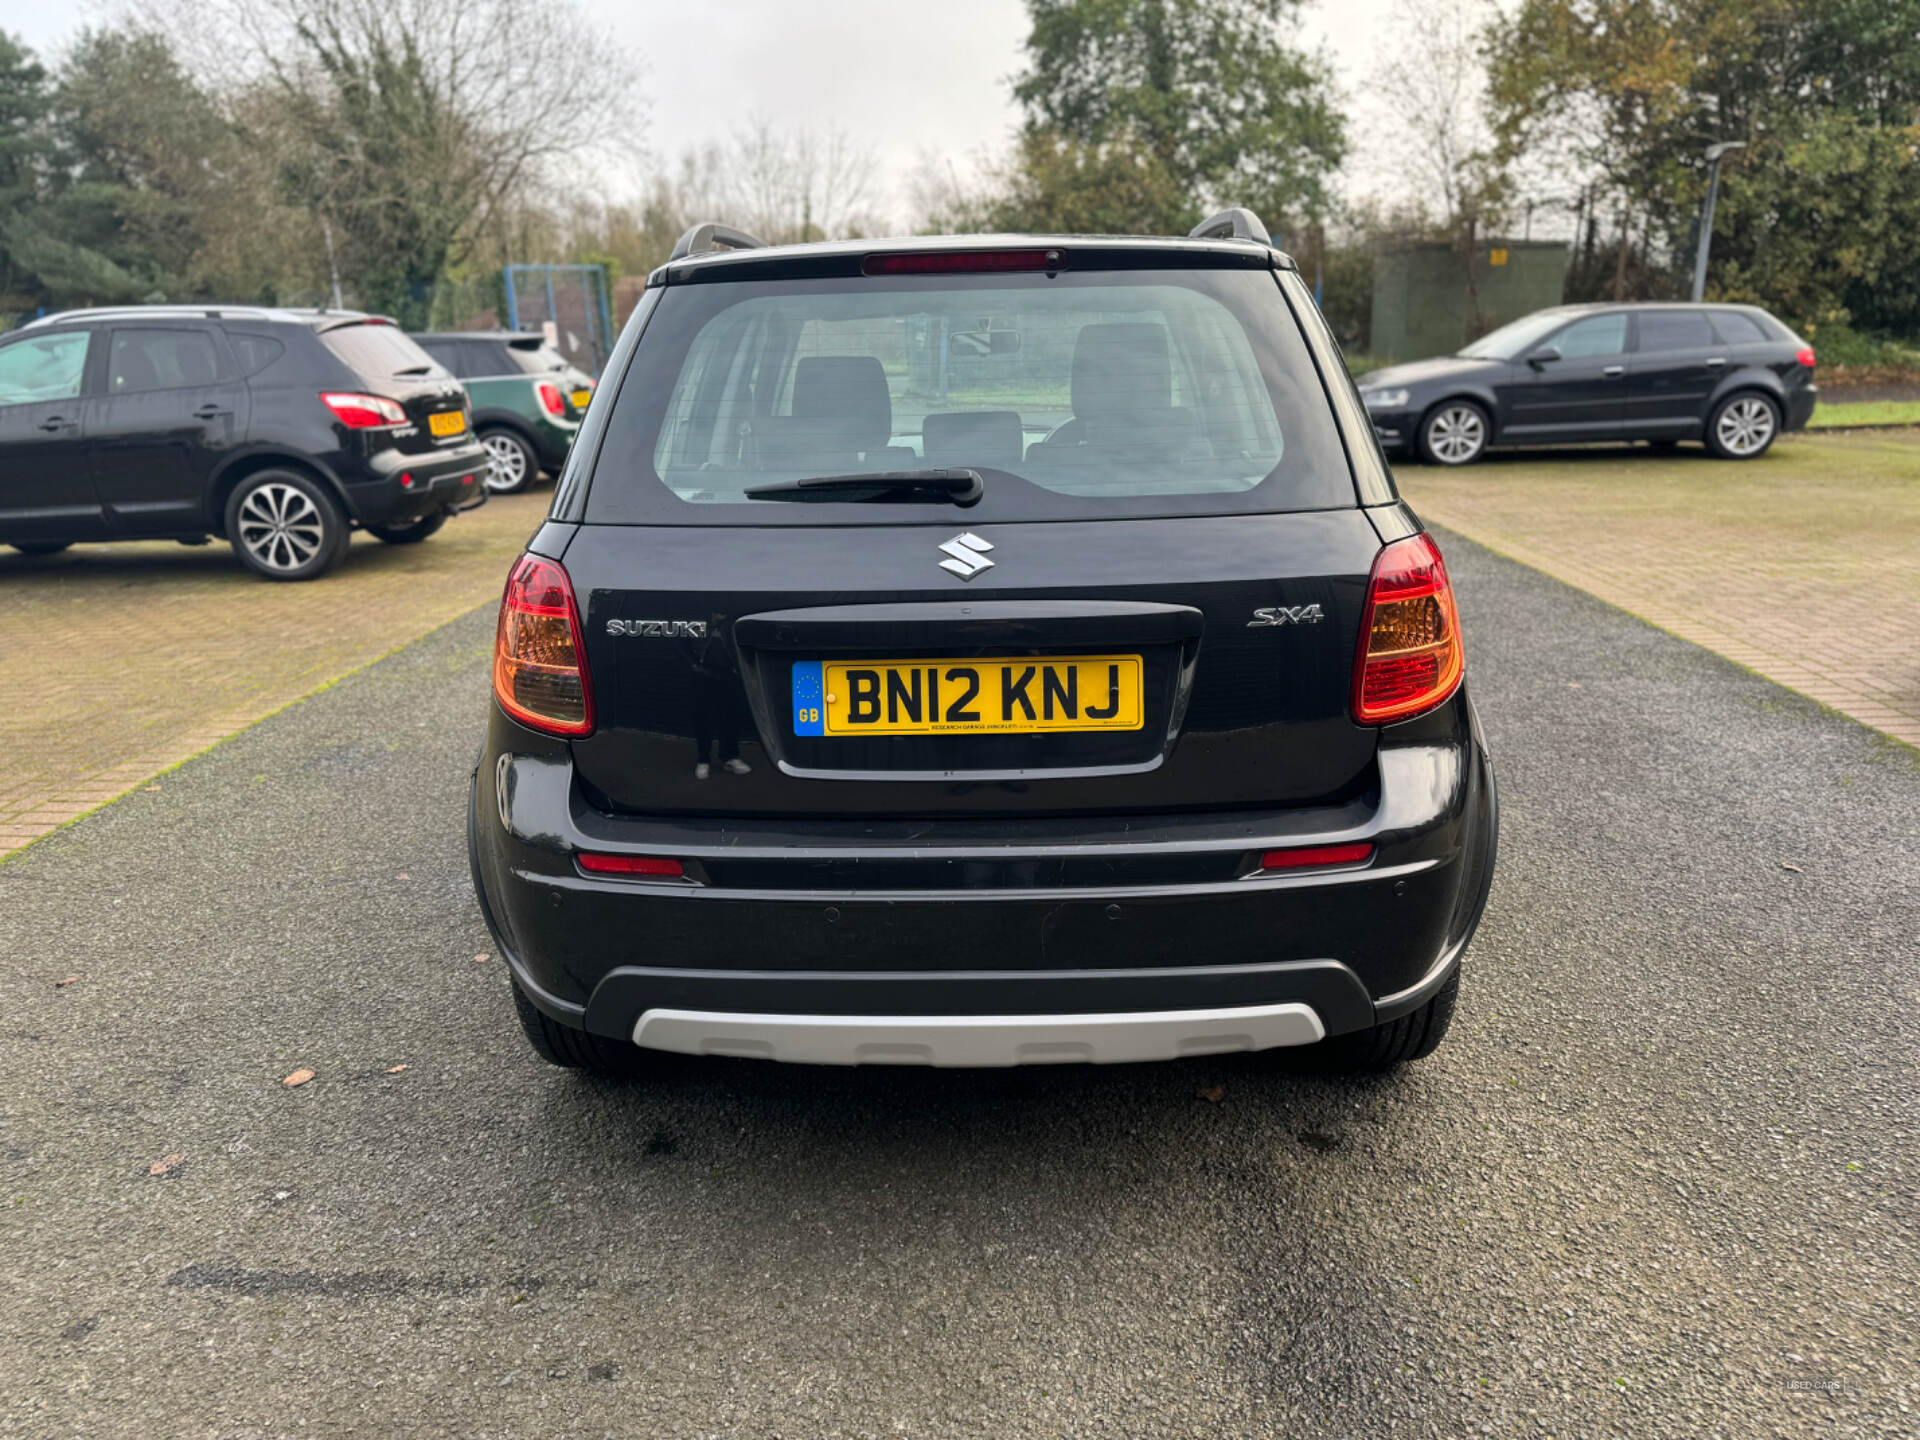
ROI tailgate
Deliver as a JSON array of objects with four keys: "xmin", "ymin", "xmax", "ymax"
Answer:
[{"xmin": 563, "ymin": 509, "xmax": 1382, "ymax": 818}]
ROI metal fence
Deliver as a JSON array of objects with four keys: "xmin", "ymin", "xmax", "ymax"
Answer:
[{"xmin": 502, "ymin": 264, "xmax": 615, "ymax": 377}]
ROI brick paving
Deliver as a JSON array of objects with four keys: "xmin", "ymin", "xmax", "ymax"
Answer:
[
  {"xmin": 1398, "ymin": 429, "xmax": 1920, "ymax": 751},
  {"xmin": 0, "ymin": 493, "xmax": 550, "ymax": 857}
]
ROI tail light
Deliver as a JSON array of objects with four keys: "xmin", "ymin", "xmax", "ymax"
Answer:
[
  {"xmin": 320, "ymin": 392, "xmax": 406, "ymax": 428},
  {"xmin": 1795, "ymin": 346, "xmax": 1816, "ymax": 369},
  {"xmin": 493, "ymin": 555, "xmax": 592, "ymax": 735},
  {"xmin": 864, "ymin": 249, "xmax": 1061, "ymax": 275},
  {"xmin": 1353, "ymin": 533, "xmax": 1465, "ymax": 724},
  {"xmin": 536, "ymin": 381, "xmax": 565, "ymax": 417}
]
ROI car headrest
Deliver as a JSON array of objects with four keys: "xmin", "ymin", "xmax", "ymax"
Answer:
[
  {"xmin": 792, "ymin": 356, "xmax": 893, "ymax": 450},
  {"xmin": 1072, "ymin": 323, "xmax": 1172, "ymax": 420},
  {"xmin": 922, "ymin": 410, "xmax": 1024, "ymax": 469}
]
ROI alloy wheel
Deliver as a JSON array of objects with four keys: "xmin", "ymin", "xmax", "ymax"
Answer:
[
  {"xmin": 236, "ymin": 482, "xmax": 327, "ymax": 573},
  {"xmin": 1425, "ymin": 404, "xmax": 1487, "ymax": 464},
  {"xmin": 1715, "ymin": 397, "xmax": 1776, "ymax": 457},
  {"xmin": 483, "ymin": 433, "xmax": 529, "ymax": 492}
]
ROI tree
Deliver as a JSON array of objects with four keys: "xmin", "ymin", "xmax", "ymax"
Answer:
[
  {"xmin": 1011, "ymin": 0, "xmax": 1346, "ymax": 235},
  {"xmin": 1372, "ymin": 0, "xmax": 1507, "ymax": 233},
  {"xmin": 1486, "ymin": 0, "xmax": 1920, "ymax": 329},
  {"xmin": 54, "ymin": 27, "xmax": 316, "ymax": 304},
  {"xmin": 0, "ymin": 29, "xmax": 155, "ymax": 308},
  {"xmin": 175, "ymin": 0, "xmax": 644, "ymax": 324}
]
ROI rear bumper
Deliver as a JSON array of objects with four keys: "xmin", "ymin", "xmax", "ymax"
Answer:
[
  {"xmin": 469, "ymin": 693, "xmax": 1497, "ymax": 1058},
  {"xmin": 630, "ymin": 1000, "xmax": 1326, "ymax": 1067},
  {"xmin": 1784, "ymin": 383, "xmax": 1817, "ymax": 432},
  {"xmin": 339, "ymin": 440, "xmax": 491, "ymax": 525}
]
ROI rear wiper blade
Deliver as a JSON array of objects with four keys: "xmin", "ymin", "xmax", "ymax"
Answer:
[
  {"xmin": 745, "ymin": 468, "xmax": 984, "ymax": 505},
  {"xmin": 394, "ymin": 364, "xmax": 433, "ymax": 376}
]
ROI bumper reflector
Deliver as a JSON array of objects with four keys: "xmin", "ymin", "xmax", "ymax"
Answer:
[
  {"xmin": 1258, "ymin": 842, "xmax": 1374, "ymax": 871},
  {"xmin": 577, "ymin": 854, "xmax": 685, "ymax": 878}
]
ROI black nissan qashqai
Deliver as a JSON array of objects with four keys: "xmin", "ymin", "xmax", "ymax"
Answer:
[{"xmin": 468, "ymin": 211, "xmax": 1498, "ymax": 1077}]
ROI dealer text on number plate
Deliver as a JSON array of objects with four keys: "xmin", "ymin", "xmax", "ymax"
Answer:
[{"xmin": 792, "ymin": 657, "xmax": 1143, "ymax": 736}]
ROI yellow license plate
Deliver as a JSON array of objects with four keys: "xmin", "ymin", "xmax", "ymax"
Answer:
[
  {"xmin": 793, "ymin": 656, "xmax": 1144, "ymax": 736},
  {"xmin": 428, "ymin": 411, "xmax": 467, "ymax": 438},
  {"xmin": 570, "ymin": 389, "xmax": 591, "ymax": 408}
]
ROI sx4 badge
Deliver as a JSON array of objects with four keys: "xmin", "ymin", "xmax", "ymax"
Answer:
[{"xmin": 1247, "ymin": 604, "xmax": 1324, "ymax": 627}]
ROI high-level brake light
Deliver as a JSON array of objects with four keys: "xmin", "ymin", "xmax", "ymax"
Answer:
[
  {"xmin": 492, "ymin": 554, "xmax": 593, "ymax": 736},
  {"xmin": 863, "ymin": 249, "xmax": 1062, "ymax": 276},
  {"xmin": 320, "ymin": 392, "xmax": 406, "ymax": 428},
  {"xmin": 1353, "ymin": 533, "xmax": 1465, "ymax": 725}
]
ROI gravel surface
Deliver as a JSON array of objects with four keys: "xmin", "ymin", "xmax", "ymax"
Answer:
[{"xmin": 1, "ymin": 532, "xmax": 1914, "ymax": 1438}]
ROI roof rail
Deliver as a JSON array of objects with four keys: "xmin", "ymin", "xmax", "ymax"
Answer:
[
  {"xmin": 21, "ymin": 303, "xmax": 286, "ymax": 329},
  {"xmin": 1188, "ymin": 208, "xmax": 1273, "ymax": 247},
  {"xmin": 668, "ymin": 222, "xmax": 767, "ymax": 262}
]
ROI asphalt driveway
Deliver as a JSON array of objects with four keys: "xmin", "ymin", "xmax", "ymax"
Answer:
[{"xmin": 0, "ymin": 533, "xmax": 1914, "ymax": 1438}]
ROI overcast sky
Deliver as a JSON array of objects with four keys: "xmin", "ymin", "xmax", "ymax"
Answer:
[{"xmin": 2, "ymin": 0, "xmax": 1407, "ymax": 221}]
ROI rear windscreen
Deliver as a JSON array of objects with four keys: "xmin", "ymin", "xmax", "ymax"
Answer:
[
  {"xmin": 506, "ymin": 340, "xmax": 571, "ymax": 374},
  {"xmin": 321, "ymin": 323, "xmax": 446, "ymax": 380},
  {"xmin": 584, "ymin": 267, "xmax": 1353, "ymax": 525}
]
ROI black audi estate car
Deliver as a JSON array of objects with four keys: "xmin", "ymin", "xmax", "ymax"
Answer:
[
  {"xmin": 0, "ymin": 306, "xmax": 487, "ymax": 579},
  {"xmin": 1358, "ymin": 302, "xmax": 1817, "ymax": 464},
  {"xmin": 469, "ymin": 212, "xmax": 1498, "ymax": 1077}
]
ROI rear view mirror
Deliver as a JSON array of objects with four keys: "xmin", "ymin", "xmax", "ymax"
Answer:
[
  {"xmin": 951, "ymin": 330, "xmax": 1021, "ymax": 357},
  {"xmin": 1528, "ymin": 345, "xmax": 1563, "ymax": 368}
]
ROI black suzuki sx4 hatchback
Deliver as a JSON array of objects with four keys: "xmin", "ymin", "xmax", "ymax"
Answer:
[{"xmin": 469, "ymin": 213, "xmax": 1498, "ymax": 1077}]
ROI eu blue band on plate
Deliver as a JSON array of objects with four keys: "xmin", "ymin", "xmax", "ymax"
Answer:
[{"xmin": 791, "ymin": 660, "xmax": 825, "ymax": 735}]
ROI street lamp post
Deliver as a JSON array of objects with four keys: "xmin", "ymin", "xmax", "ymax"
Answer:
[{"xmin": 1691, "ymin": 141, "xmax": 1745, "ymax": 304}]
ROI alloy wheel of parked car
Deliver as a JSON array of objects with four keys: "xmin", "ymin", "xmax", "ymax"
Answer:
[
  {"xmin": 1419, "ymin": 402, "xmax": 1489, "ymax": 465},
  {"xmin": 481, "ymin": 429, "xmax": 536, "ymax": 493},
  {"xmin": 1707, "ymin": 393, "xmax": 1778, "ymax": 460},
  {"xmin": 226, "ymin": 471, "xmax": 346, "ymax": 581}
]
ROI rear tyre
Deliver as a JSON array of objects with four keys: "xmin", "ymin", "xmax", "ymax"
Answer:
[
  {"xmin": 1286, "ymin": 969, "xmax": 1460, "ymax": 1073},
  {"xmin": 511, "ymin": 980, "xmax": 654, "ymax": 1075},
  {"xmin": 366, "ymin": 512, "xmax": 447, "ymax": 545},
  {"xmin": 480, "ymin": 428, "xmax": 538, "ymax": 494},
  {"xmin": 226, "ymin": 469, "xmax": 347, "ymax": 581},
  {"xmin": 1704, "ymin": 391, "xmax": 1779, "ymax": 460},
  {"xmin": 1417, "ymin": 401, "xmax": 1490, "ymax": 466},
  {"xmin": 8, "ymin": 542, "xmax": 70, "ymax": 556}
]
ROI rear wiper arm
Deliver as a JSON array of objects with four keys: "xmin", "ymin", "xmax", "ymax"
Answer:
[
  {"xmin": 394, "ymin": 365, "xmax": 433, "ymax": 376},
  {"xmin": 745, "ymin": 468, "xmax": 984, "ymax": 505}
]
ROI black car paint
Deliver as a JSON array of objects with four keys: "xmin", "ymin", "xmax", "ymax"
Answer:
[
  {"xmin": 0, "ymin": 312, "xmax": 489, "ymax": 550},
  {"xmin": 1361, "ymin": 303, "xmax": 1816, "ymax": 451},
  {"xmin": 469, "ymin": 236, "xmax": 1497, "ymax": 1051}
]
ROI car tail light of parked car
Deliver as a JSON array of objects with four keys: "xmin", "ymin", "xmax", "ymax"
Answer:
[
  {"xmin": 1795, "ymin": 346, "xmax": 1817, "ymax": 369},
  {"xmin": 319, "ymin": 391, "xmax": 408, "ymax": 428},
  {"xmin": 1353, "ymin": 533, "xmax": 1465, "ymax": 724},
  {"xmin": 536, "ymin": 382, "xmax": 566, "ymax": 417},
  {"xmin": 492, "ymin": 554, "xmax": 593, "ymax": 736}
]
